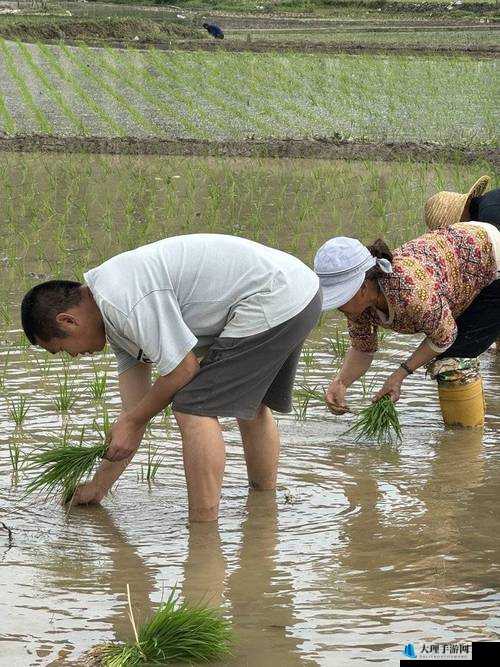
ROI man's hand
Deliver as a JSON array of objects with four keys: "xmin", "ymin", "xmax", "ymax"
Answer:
[
  {"xmin": 105, "ymin": 413, "xmax": 147, "ymax": 462},
  {"xmin": 325, "ymin": 379, "xmax": 350, "ymax": 415},
  {"xmin": 372, "ymin": 368, "xmax": 406, "ymax": 403},
  {"xmin": 67, "ymin": 480, "xmax": 106, "ymax": 506}
]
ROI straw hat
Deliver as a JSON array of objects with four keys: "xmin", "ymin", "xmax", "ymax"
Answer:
[{"xmin": 424, "ymin": 175, "xmax": 490, "ymax": 231}]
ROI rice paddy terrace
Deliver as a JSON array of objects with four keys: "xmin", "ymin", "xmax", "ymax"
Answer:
[
  {"xmin": 0, "ymin": 1, "xmax": 499, "ymax": 665},
  {"xmin": 0, "ymin": 40, "xmax": 497, "ymax": 162}
]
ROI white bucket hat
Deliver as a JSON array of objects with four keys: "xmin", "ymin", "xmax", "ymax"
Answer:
[{"xmin": 314, "ymin": 237, "xmax": 392, "ymax": 311}]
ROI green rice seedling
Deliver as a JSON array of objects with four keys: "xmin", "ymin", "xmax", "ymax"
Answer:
[
  {"xmin": 300, "ymin": 345, "xmax": 317, "ymax": 370},
  {"xmin": 92, "ymin": 407, "xmax": 112, "ymax": 450},
  {"xmin": 0, "ymin": 350, "xmax": 10, "ymax": 391},
  {"xmin": 95, "ymin": 585, "xmax": 233, "ymax": 665},
  {"xmin": 89, "ymin": 369, "xmax": 107, "ymax": 401},
  {"xmin": 327, "ymin": 327, "xmax": 349, "ymax": 360},
  {"xmin": 0, "ymin": 90, "xmax": 15, "ymax": 135},
  {"xmin": 8, "ymin": 395, "xmax": 30, "ymax": 426},
  {"xmin": 32, "ymin": 350, "xmax": 53, "ymax": 380},
  {"xmin": 8, "ymin": 438, "xmax": 22, "ymax": 478},
  {"xmin": 293, "ymin": 383, "xmax": 326, "ymax": 421},
  {"xmin": 360, "ymin": 372, "xmax": 378, "ymax": 399},
  {"xmin": 25, "ymin": 433, "xmax": 107, "ymax": 504},
  {"xmin": 54, "ymin": 369, "xmax": 77, "ymax": 413},
  {"xmin": 140, "ymin": 441, "xmax": 163, "ymax": 484},
  {"xmin": 18, "ymin": 332, "xmax": 30, "ymax": 351},
  {"xmin": 343, "ymin": 395, "xmax": 402, "ymax": 445},
  {"xmin": 0, "ymin": 302, "xmax": 12, "ymax": 328}
]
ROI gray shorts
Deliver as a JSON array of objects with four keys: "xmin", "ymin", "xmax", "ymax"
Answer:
[{"xmin": 172, "ymin": 290, "xmax": 322, "ymax": 420}]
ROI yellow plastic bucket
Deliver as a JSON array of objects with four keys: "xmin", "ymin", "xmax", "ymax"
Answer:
[{"xmin": 437, "ymin": 377, "xmax": 485, "ymax": 429}]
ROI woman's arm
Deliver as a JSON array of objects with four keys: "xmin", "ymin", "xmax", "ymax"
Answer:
[
  {"xmin": 373, "ymin": 338, "xmax": 437, "ymax": 402},
  {"xmin": 326, "ymin": 347, "xmax": 375, "ymax": 414}
]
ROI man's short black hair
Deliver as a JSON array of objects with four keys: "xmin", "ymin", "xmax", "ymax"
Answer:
[{"xmin": 21, "ymin": 280, "xmax": 83, "ymax": 345}]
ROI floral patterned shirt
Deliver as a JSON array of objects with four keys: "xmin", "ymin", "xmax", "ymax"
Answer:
[{"xmin": 347, "ymin": 223, "xmax": 497, "ymax": 354}]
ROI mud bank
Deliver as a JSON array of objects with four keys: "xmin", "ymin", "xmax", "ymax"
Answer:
[{"xmin": 1, "ymin": 135, "xmax": 497, "ymax": 165}]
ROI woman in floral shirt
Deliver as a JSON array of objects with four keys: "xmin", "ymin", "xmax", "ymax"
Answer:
[{"xmin": 314, "ymin": 222, "xmax": 499, "ymax": 414}]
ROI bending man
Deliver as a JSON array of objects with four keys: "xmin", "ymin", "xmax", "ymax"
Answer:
[{"xmin": 21, "ymin": 234, "xmax": 321, "ymax": 521}]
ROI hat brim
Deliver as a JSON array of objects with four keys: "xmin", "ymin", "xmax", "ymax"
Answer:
[
  {"xmin": 320, "ymin": 274, "xmax": 365, "ymax": 311},
  {"xmin": 466, "ymin": 175, "xmax": 490, "ymax": 202},
  {"xmin": 424, "ymin": 175, "xmax": 491, "ymax": 231}
]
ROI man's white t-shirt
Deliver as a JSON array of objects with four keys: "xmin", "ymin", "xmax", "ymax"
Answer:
[{"xmin": 84, "ymin": 234, "xmax": 319, "ymax": 376}]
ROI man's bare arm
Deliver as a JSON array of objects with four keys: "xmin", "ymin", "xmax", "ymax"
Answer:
[
  {"xmin": 105, "ymin": 352, "xmax": 200, "ymax": 461},
  {"xmin": 70, "ymin": 362, "xmax": 152, "ymax": 504}
]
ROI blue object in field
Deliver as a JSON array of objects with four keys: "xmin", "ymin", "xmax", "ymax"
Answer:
[{"xmin": 202, "ymin": 22, "xmax": 224, "ymax": 39}]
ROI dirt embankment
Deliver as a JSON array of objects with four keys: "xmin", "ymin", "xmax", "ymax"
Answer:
[
  {"xmin": 6, "ymin": 31, "xmax": 498, "ymax": 58},
  {"xmin": 0, "ymin": 16, "xmax": 204, "ymax": 42},
  {"xmin": 172, "ymin": 38, "xmax": 499, "ymax": 58},
  {"xmin": 0, "ymin": 135, "xmax": 497, "ymax": 166}
]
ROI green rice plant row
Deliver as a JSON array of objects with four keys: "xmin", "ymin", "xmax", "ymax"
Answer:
[
  {"xmin": 106, "ymin": 46, "xmax": 210, "ymax": 138},
  {"xmin": 16, "ymin": 41, "xmax": 88, "ymax": 135},
  {"xmin": 0, "ymin": 90, "xmax": 15, "ymax": 135},
  {"xmin": 59, "ymin": 42, "xmax": 160, "ymax": 136},
  {"xmin": 156, "ymin": 50, "xmax": 286, "ymax": 137},
  {"xmin": 78, "ymin": 43, "xmax": 179, "ymax": 136},
  {"xmin": 144, "ymin": 49, "xmax": 259, "ymax": 138},
  {"xmin": 37, "ymin": 42, "xmax": 127, "ymax": 137},
  {"xmin": 0, "ymin": 39, "xmax": 52, "ymax": 133}
]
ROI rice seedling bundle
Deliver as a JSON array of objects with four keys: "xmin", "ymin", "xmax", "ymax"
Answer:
[
  {"xmin": 343, "ymin": 395, "xmax": 402, "ymax": 445},
  {"xmin": 25, "ymin": 442, "xmax": 107, "ymax": 503},
  {"xmin": 95, "ymin": 587, "xmax": 233, "ymax": 665}
]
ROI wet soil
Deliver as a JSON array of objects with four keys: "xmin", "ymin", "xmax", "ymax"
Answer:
[{"xmin": 0, "ymin": 134, "xmax": 498, "ymax": 165}]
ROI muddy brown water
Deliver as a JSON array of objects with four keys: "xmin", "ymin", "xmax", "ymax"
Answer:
[
  {"xmin": 0, "ymin": 154, "xmax": 499, "ymax": 663},
  {"xmin": 1, "ymin": 320, "xmax": 499, "ymax": 665}
]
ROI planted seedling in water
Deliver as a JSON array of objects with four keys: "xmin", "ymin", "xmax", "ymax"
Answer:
[
  {"xmin": 300, "ymin": 345, "xmax": 317, "ymax": 370},
  {"xmin": 343, "ymin": 395, "xmax": 402, "ymax": 445},
  {"xmin": 327, "ymin": 327, "xmax": 349, "ymax": 360},
  {"xmin": 54, "ymin": 370, "xmax": 77, "ymax": 413},
  {"xmin": 293, "ymin": 383, "xmax": 326, "ymax": 421},
  {"xmin": 93, "ymin": 585, "xmax": 233, "ymax": 665},
  {"xmin": 89, "ymin": 369, "xmax": 107, "ymax": 401},
  {"xmin": 140, "ymin": 441, "xmax": 163, "ymax": 484},
  {"xmin": 8, "ymin": 436, "xmax": 22, "ymax": 478},
  {"xmin": 8, "ymin": 395, "xmax": 30, "ymax": 426}
]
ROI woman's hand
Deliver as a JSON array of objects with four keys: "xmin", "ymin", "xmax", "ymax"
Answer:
[
  {"xmin": 372, "ymin": 368, "xmax": 406, "ymax": 403},
  {"xmin": 325, "ymin": 379, "xmax": 350, "ymax": 415},
  {"xmin": 67, "ymin": 480, "xmax": 106, "ymax": 506},
  {"xmin": 104, "ymin": 413, "xmax": 147, "ymax": 462}
]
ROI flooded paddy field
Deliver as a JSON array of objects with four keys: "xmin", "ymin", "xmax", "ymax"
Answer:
[
  {"xmin": 1, "ymin": 154, "xmax": 499, "ymax": 664},
  {"xmin": 0, "ymin": 41, "xmax": 496, "ymax": 147},
  {"xmin": 222, "ymin": 27, "xmax": 500, "ymax": 53}
]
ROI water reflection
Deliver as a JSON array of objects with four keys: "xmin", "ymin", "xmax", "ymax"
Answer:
[{"xmin": 225, "ymin": 491, "xmax": 312, "ymax": 666}]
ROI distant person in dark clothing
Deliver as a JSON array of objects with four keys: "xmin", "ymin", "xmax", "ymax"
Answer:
[{"xmin": 202, "ymin": 22, "xmax": 224, "ymax": 39}]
